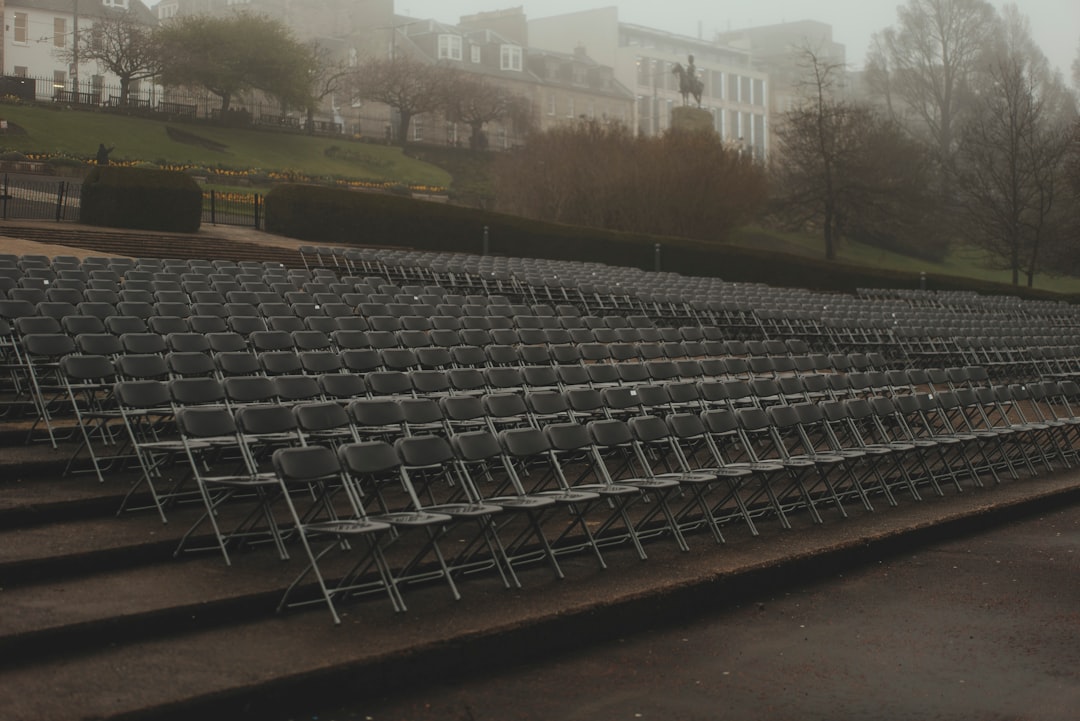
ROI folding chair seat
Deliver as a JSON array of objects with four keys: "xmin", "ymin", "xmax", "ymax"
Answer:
[
  {"xmin": 728, "ymin": 406, "xmax": 838, "ymax": 527},
  {"xmin": 893, "ymin": 393, "xmax": 981, "ymax": 490},
  {"xmin": 537, "ymin": 418, "xmax": 652, "ymax": 561},
  {"xmin": 867, "ymin": 396, "xmax": 950, "ymax": 497},
  {"xmin": 393, "ymin": 434, "xmax": 518, "ymax": 587},
  {"xmin": 172, "ymin": 406, "xmax": 290, "ymax": 565},
  {"xmin": 763, "ymin": 404, "xmax": 856, "ymax": 517},
  {"xmin": 450, "ymin": 430, "xmax": 577, "ymax": 578},
  {"xmin": 987, "ymin": 385, "xmax": 1059, "ymax": 473},
  {"xmin": 56, "ymin": 353, "xmax": 121, "ymax": 483},
  {"xmin": 936, "ymin": 389, "xmax": 1024, "ymax": 482},
  {"xmin": 819, "ymin": 399, "xmax": 921, "ymax": 502},
  {"xmin": 270, "ymin": 445, "xmax": 404, "ymax": 624}
]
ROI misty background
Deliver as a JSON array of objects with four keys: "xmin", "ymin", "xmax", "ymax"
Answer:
[{"xmin": 396, "ymin": 0, "xmax": 1079, "ymax": 79}]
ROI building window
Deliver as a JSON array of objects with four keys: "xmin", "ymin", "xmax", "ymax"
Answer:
[
  {"xmin": 413, "ymin": 116, "xmax": 424, "ymax": 141},
  {"xmin": 547, "ymin": 93, "xmax": 555, "ymax": 116},
  {"xmin": 438, "ymin": 34, "xmax": 462, "ymax": 61},
  {"xmin": 13, "ymin": 12, "xmax": 29, "ymax": 44},
  {"xmin": 103, "ymin": 0, "xmax": 131, "ymax": 6},
  {"xmin": 566, "ymin": 97, "xmax": 574, "ymax": 118},
  {"xmin": 54, "ymin": 18, "xmax": 67, "ymax": 48},
  {"xmin": 158, "ymin": 3, "xmax": 178, "ymax": 19},
  {"xmin": 500, "ymin": 45, "xmax": 522, "ymax": 72},
  {"xmin": 91, "ymin": 25, "xmax": 104, "ymax": 51},
  {"xmin": 470, "ymin": 45, "xmax": 481, "ymax": 63},
  {"xmin": 572, "ymin": 67, "xmax": 587, "ymax": 85},
  {"xmin": 54, "ymin": 70, "xmax": 67, "ymax": 91},
  {"xmin": 711, "ymin": 71, "xmax": 724, "ymax": 100},
  {"xmin": 13, "ymin": 66, "xmax": 28, "ymax": 78}
]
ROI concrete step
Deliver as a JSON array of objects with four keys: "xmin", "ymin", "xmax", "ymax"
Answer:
[{"xmin": 0, "ymin": 223, "xmax": 303, "ymax": 267}]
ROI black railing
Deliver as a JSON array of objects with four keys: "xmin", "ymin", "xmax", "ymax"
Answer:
[
  {"xmin": 203, "ymin": 190, "xmax": 261, "ymax": 229},
  {"xmin": 0, "ymin": 174, "xmax": 262, "ymax": 229},
  {"xmin": 0, "ymin": 175, "xmax": 79, "ymax": 221}
]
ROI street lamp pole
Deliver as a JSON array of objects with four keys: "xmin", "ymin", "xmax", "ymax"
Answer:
[{"xmin": 71, "ymin": 0, "xmax": 79, "ymax": 96}]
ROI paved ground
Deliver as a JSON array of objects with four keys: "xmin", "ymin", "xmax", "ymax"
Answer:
[{"xmin": 303, "ymin": 501, "xmax": 1080, "ymax": 721}]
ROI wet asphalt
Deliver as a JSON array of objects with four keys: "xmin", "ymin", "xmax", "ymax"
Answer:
[{"xmin": 309, "ymin": 501, "xmax": 1080, "ymax": 721}]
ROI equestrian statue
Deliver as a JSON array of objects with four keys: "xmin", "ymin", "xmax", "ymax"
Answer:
[{"xmin": 671, "ymin": 54, "xmax": 704, "ymax": 108}]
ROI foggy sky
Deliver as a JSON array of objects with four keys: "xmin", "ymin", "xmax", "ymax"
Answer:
[{"xmin": 396, "ymin": 0, "xmax": 1079, "ymax": 79}]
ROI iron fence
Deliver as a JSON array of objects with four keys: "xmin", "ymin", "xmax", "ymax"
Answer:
[{"xmin": 0, "ymin": 174, "xmax": 261, "ymax": 229}]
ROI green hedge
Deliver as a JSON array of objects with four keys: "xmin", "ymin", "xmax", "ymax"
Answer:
[
  {"xmin": 80, "ymin": 166, "xmax": 202, "ymax": 233},
  {"xmin": 264, "ymin": 183, "xmax": 1073, "ymax": 302}
]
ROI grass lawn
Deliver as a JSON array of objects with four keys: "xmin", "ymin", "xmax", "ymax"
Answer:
[
  {"xmin": 728, "ymin": 225, "xmax": 1080, "ymax": 294},
  {"xmin": 0, "ymin": 102, "xmax": 451, "ymax": 188},
  {"xmin": 2, "ymin": 101, "xmax": 1076, "ymax": 295}
]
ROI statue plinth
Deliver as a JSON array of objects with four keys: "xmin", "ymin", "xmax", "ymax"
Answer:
[{"xmin": 670, "ymin": 106, "xmax": 714, "ymax": 135}]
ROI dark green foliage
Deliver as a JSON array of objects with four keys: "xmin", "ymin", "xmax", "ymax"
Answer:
[
  {"xmin": 80, "ymin": 166, "xmax": 202, "ymax": 232},
  {"xmin": 264, "ymin": 183, "xmax": 1065, "ymax": 301}
]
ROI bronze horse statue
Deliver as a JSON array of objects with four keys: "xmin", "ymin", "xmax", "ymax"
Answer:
[{"xmin": 672, "ymin": 58, "xmax": 704, "ymax": 108}]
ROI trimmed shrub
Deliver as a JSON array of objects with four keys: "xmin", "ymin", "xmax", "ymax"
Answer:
[
  {"xmin": 264, "ymin": 183, "xmax": 1070, "ymax": 302},
  {"xmin": 80, "ymin": 166, "xmax": 202, "ymax": 232}
]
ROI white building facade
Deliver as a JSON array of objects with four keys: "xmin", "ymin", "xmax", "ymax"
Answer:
[
  {"xmin": 528, "ymin": 7, "xmax": 770, "ymax": 158},
  {"xmin": 4, "ymin": 0, "xmax": 156, "ymax": 104}
]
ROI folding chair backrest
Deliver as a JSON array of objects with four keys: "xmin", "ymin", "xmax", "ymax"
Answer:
[
  {"xmin": 395, "ymin": 434, "xmax": 455, "ymax": 467},
  {"xmin": 273, "ymin": 445, "xmax": 341, "ymax": 483}
]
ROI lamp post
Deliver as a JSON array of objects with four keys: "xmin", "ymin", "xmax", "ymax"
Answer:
[{"xmin": 71, "ymin": 0, "xmax": 79, "ymax": 97}]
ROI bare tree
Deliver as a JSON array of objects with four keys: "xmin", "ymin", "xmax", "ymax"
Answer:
[
  {"xmin": 447, "ymin": 75, "xmax": 533, "ymax": 149},
  {"xmin": 304, "ymin": 40, "xmax": 350, "ymax": 134},
  {"xmin": 866, "ymin": 0, "xmax": 998, "ymax": 167},
  {"xmin": 773, "ymin": 47, "xmax": 942, "ymax": 261},
  {"xmin": 492, "ymin": 119, "xmax": 766, "ymax": 242},
  {"xmin": 347, "ymin": 55, "xmax": 455, "ymax": 145},
  {"xmin": 55, "ymin": 9, "xmax": 159, "ymax": 105},
  {"xmin": 952, "ymin": 6, "xmax": 1075, "ymax": 286}
]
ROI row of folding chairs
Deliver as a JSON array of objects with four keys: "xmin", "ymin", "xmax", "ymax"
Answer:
[{"xmin": 262, "ymin": 371, "xmax": 1080, "ymax": 623}]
